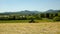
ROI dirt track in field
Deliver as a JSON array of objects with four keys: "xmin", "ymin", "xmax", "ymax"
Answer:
[{"xmin": 0, "ymin": 23, "xmax": 60, "ymax": 34}]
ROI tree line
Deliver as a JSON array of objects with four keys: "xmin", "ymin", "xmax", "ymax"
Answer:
[{"xmin": 0, "ymin": 11, "xmax": 60, "ymax": 21}]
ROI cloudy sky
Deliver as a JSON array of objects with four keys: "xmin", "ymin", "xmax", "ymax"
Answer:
[{"xmin": 0, "ymin": 0, "xmax": 60, "ymax": 12}]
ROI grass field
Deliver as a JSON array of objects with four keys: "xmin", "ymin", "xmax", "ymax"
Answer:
[
  {"xmin": 0, "ymin": 23, "xmax": 60, "ymax": 34},
  {"xmin": 0, "ymin": 19, "xmax": 53, "ymax": 23},
  {"xmin": 0, "ymin": 20, "xmax": 30, "ymax": 23}
]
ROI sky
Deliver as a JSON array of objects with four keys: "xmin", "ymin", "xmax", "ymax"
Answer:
[{"xmin": 0, "ymin": 0, "xmax": 60, "ymax": 12}]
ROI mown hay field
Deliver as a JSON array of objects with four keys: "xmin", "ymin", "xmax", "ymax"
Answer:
[{"xmin": 0, "ymin": 22, "xmax": 60, "ymax": 34}]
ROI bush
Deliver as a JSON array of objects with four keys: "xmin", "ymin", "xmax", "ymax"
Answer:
[
  {"xmin": 53, "ymin": 16, "xmax": 60, "ymax": 21},
  {"xmin": 29, "ymin": 17, "xmax": 35, "ymax": 23}
]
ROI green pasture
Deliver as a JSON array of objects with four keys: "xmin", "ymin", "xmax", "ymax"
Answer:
[{"xmin": 0, "ymin": 18, "xmax": 54, "ymax": 23}]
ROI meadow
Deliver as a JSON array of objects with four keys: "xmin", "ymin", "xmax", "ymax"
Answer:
[
  {"xmin": 0, "ymin": 18, "xmax": 53, "ymax": 23},
  {"xmin": 0, "ymin": 23, "xmax": 60, "ymax": 34}
]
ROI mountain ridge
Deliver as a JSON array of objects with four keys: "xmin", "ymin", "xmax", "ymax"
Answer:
[{"xmin": 0, "ymin": 10, "xmax": 60, "ymax": 15}]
